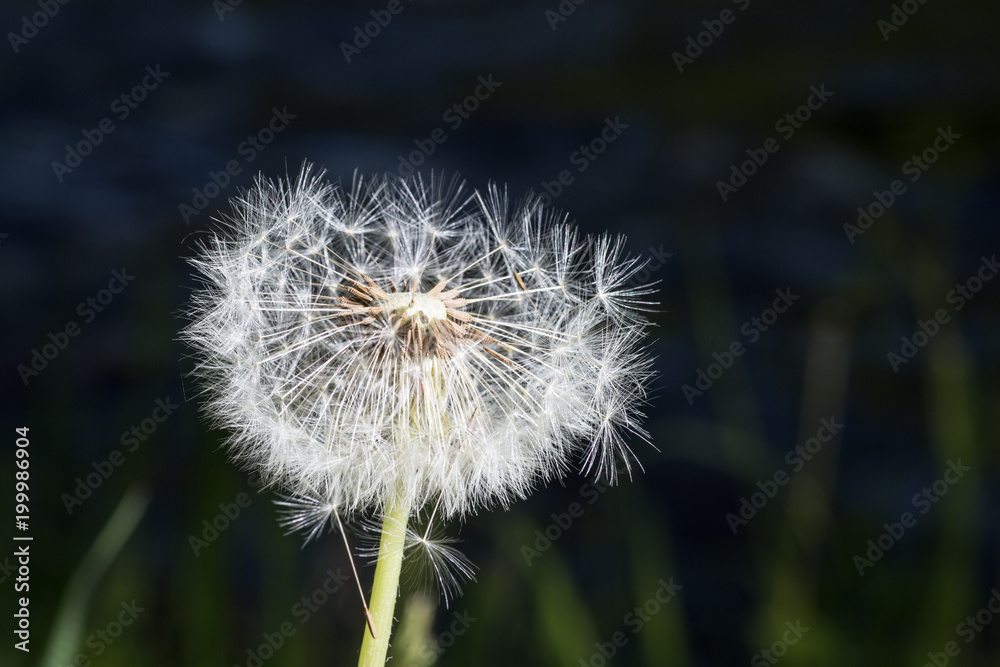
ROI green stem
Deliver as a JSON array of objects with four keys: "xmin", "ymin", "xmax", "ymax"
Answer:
[{"xmin": 358, "ymin": 492, "xmax": 411, "ymax": 667}]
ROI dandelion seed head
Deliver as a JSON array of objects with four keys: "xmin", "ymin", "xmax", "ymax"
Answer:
[{"xmin": 184, "ymin": 165, "xmax": 657, "ymax": 525}]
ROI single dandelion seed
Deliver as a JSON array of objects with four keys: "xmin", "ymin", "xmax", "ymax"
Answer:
[
  {"xmin": 275, "ymin": 493, "xmax": 377, "ymax": 636},
  {"xmin": 274, "ymin": 492, "xmax": 336, "ymax": 545},
  {"xmin": 183, "ymin": 164, "xmax": 657, "ymax": 667},
  {"xmin": 356, "ymin": 496, "xmax": 477, "ymax": 609},
  {"xmin": 402, "ymin": 524, "xmax": 477, "ymax": 610}
]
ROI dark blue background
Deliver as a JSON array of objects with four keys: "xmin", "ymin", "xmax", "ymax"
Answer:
[{"xmin": 2, "ymin": 1, "xmax": 998, "ymax": 665}]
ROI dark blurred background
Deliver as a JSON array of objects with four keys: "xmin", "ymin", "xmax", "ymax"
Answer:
[{"xmin": 2, "ymin": 1, "xmax": 999, "ymax": 665}]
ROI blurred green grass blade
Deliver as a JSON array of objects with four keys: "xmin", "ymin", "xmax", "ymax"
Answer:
[
  {"xmin": 531, "ymin": 545, "xmax": 599, "ymax": 666},
  {"xmin": 676, "ymin": 218, "xmax": 767, "ymax": 470},
  {"xmin": 624, "ymin": 481, "xmax": 689, "ymax": 666},
  {"xmin": 41, "ymin": 483, "xmax": 151, "ymax": 667},
  {"xmin": 389, "ymin": 592, "xmax": 437, "ymax": 666},
  {"xmin": 905, "ymin": 248, "xmax": 978, "ymax": 665},
  {"xmin": 760, "ymin": 300, "xmax": 853, "ymax": 666}
]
